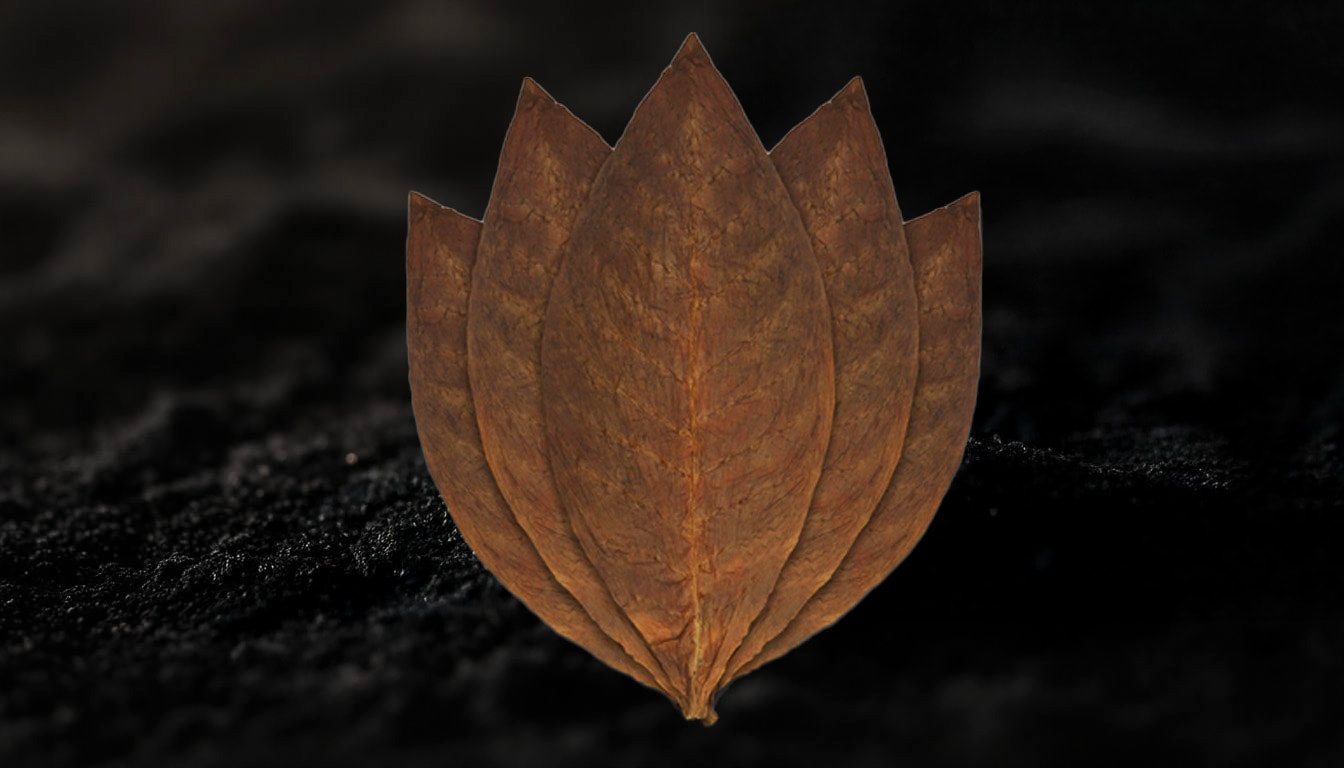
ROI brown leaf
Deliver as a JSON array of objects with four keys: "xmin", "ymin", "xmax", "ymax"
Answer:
[
  {"xmin": 465, "ymin": 81, "xmax": 681, "ymax": 699},
  {"xmin": 710, "ymin": 78, "xmax": 921, "ymax": 691},
  {"xmin": 736, "ymin": 192, "xmax": 983, "ymax": 677},
  {"xmin": 405, "ymin": 192, "xmax": 666, "ymax": 695},
  {"xmin": 539, "ymin": 36, "xmax": 836, "ymax": 721}
]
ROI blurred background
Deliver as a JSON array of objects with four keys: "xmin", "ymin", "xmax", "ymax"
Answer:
[{"xmin": 1, "ymin": 1, "xmax": 1341, "ymax": 765}]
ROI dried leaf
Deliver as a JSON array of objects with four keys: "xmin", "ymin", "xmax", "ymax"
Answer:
[
  {"xmin": 540, "ymin": 36, "xmax": 835, "ymax": 720},
  {"xmin": 736, "ymin": 192, "xmax": 983, "ymax": 677},
  {"xmin": 711, "ymin": 78, "xmax": 921, "ymax": 691},
  {"xmin": 405, "ymin": 193, "xmax": 665, "ymax": 694},
  {"xmin": 465, "ymin": 81, "xmax": 680, "ymax": 700},
  {"xmin": 406, "ymin": 33, "xmax": 981, "ymax": 725}
]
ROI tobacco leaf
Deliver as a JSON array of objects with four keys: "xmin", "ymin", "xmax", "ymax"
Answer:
[
  {"xmin": 539, "ymin": 36, "xmax": 835, "ymax": 721},
  {"xmin": 710, "ymin": 78, "xmax": 921, "ymax": 691},
  {"xmin": 737, "ymin": 192, "xmax": 983, "ymax": 677},
  {"xmin": 405, "ymin": 192, "xmax": 666, "ymax": 695},
  {"xmin": 464, "ymin": 81, "xmax": 681, "ymax": 699}
]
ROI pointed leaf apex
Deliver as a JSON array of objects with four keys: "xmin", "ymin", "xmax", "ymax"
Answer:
[
  {"xmin": 517, "ymin": 77, "xmax": 556, "ymax": 109},
  {"xmin": 672, "ymin": 32, "xmax": 711, "ymax": 66},
  {"xmin": 907, "ymin": 190, "xmax": 982, "ymax": 228},
  {"xmin": 837, "ymin": 76, "xmax": 868, "ymax": 104},
  {"xmin": 408, "ymin": 190, "xmax": 435, "ymax": 210},
  {"xmin": 944, "ymin": 190, "xmax": 981, "ymax": 217},
  {"xmin": 818, "ymin": 77, "xmax": 871, "ymax": 117}
]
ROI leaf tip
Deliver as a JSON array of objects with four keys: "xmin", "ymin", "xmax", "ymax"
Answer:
[
  {"xmin": 836, "ymin": 75, "xmax": 867, "ymax": 103},
  {"xmin": 672, "ymin": 32, "xmax": 712, "ymax": 68},
  {"xmin": 407, "ymin": 190, "xmax": 435, "ymax": 211},
  {"xmin": 950, "ymin": 190, "xmax": 982, "ymax": 225},
  {"xmin": 517, "ymin": 76, "xmax": 557, "ymax": 110}
]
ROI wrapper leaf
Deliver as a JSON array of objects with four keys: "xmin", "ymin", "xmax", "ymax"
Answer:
[
  {"xmin": 712, "ymin": 76, "xmax": 921, "ymax": 691},
  {"xmin": 405, "ymin": 194, "xmax": 665, "ymax": 694},
  {"xmin": 541, "ymin": 37, "xmax": 834, "ymax": 720},
  {"xmin": 738, "ymin": 192, "xmax": 982, "ymax": 677},
  {"xmin": 466, "ymin": 80, "xmax": 680, "ymax": 699}
]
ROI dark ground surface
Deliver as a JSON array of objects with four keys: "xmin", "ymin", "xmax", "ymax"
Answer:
[{"xmin": 2, "ymin": 1, "xmax": 1343, "ymax": 765}]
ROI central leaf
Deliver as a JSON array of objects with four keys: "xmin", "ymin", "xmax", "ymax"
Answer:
[{"xmin": 539, "ymin": 37, "xmax": 835, "ymax": 719}]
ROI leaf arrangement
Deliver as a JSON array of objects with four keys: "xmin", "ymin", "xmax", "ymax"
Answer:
[{"xmin": 406, "ymin": 34, "xmax": 981, "ymax": 724}]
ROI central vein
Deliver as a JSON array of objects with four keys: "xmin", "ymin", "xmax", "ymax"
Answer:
[
  {"xmin": 685, "ymin": 114, "xmax": 708, "ymax": 705},
  {"xmin": 687, "ymin": 270, "xmax": 706, "ymax": 688}
]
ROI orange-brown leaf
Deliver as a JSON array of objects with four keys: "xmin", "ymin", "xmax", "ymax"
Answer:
[
  {"xmin": 712, "ymin": 78, "xmax": 921, "ymax": 691},
  {"xmin": 738, "ymin": 192, "xmax": 982, "ymax": 677},
  {"xmin": 465, "ymin": 82, "xmax": 681, "ymax": 699},
  {"xmin": 539, "ymin": 36, "xmax": 835, "ymax": 721},
  {"xmin": 405, "ymin": 192, "xmax": 666, "ymax": 696}
]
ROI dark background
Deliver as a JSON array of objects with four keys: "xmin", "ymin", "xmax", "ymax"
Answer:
[{"xmin": 2, "ymin": 1, "xmax": 1342, "ymax": 765}]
